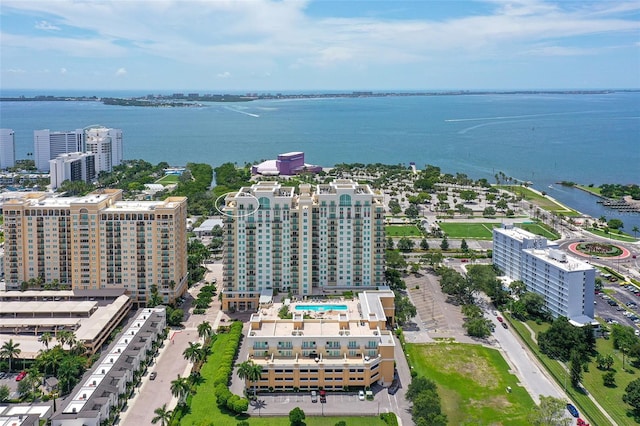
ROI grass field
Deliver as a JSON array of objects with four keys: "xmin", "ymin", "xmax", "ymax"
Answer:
[
  {"xmin": 586, "ymin": 228, "xmax": 638, "ymax": 243},
  {"xmin": 515, "ymin": 223, "xmax": 561, "ymax": 240},
  {"xmin": 385, "ymin": 225, "xmax": 423, "ymax": 237},
  {"xmin": 438, "ymin": 222, "xmax": 500, "ymax": 239},
  {"xmin": 405, "ymin": 343, "xmax": 535, "ymax": 425},
  {"xmin": 577, "ymin": 185, "xmax": 603, "ymax": 196},
  {"xmin": 500, "ymin": 185, "xmax": 581, "ymax": 217},
  {"xmin": 178, "ymin": 332, "xmax": 389, "ymax": 426},
  {"xmin": 508, "ymin": 319, "xmax": 617, "ymax": 426},
  {"xmin": 155, "ymin": 174, "xmax": 180, "ymax": 185}
]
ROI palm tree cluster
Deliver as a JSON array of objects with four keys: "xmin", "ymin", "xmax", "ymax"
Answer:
[{"xmin": 237, "ymin": 360, "xmax": 263, "ymax": 397}]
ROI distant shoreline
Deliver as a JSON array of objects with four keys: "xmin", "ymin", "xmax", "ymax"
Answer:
[{"xmin": 2, "ymin": 89, "xmax": 638, "ymax": 106}]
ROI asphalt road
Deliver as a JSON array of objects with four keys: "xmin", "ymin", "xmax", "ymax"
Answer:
[{"xmin": 486, "ymin": 308, "xmax": 567, "ymax": 403}]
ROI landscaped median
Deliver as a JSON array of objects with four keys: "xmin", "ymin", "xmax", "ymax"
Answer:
[{"xmin": 506, "ymin": 317, "xmax": 614, "ymax": 426}]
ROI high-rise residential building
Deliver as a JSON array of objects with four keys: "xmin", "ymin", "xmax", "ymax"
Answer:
[
  {"xmin": 34, "ymin": 129, "xmax": 85, "ymax": 172},
  {"xmin": 85, "ymin": 126, "xmax": 123, "ymax": 173},
  {"xmin": 221, "ymin": 179, "xmax": 386, "ymax": 311},
  {"xmin": 0, "ymin": 128, "xmax": 16, "ymax": 170},
  {"xmin": 493, "ymin": 224, "xmax": 595, "ymax": 323},
  {"xmin": 2, "ymin": 189, "xmax": 187, "ymax": 305},
  {"xmin": 49, "ymin": 152, "xmax": 96, "ymax": 189}
]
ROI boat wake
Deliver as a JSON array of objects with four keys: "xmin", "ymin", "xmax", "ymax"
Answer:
[
  {"xmin": 446, "ymin": 110, "xmax": 599, "ymax": 122},
  {"xmin": 223, "ymin": 106, "xmax": 260, "ymax": 117}
]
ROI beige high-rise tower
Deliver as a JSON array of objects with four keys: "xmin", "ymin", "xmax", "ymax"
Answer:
[{"xmin": 2, "ymin": 189, "xmax": 187, "ymax": 305}]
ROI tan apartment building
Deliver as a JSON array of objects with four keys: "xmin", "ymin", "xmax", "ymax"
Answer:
[
  {"xmin": 222, "ymin": 180, "xmax": 386, "ymax": 311},
  {"xmin": 244, "ymin": 290, "xmax": 396, "ymax": 391},
  {"xmin": 2, "ymin": 189, "xmax": 187, "ymax": 305}
]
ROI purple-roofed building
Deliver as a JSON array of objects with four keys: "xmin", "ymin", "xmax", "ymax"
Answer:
[{"xmin": 252, "ymin": 151, "xmax": 322, "ymax": 176}]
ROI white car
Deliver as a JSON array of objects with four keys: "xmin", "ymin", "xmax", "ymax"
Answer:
[{"xmin": 358, "ymin": 390, "xmax": 365, "ymax": 401}]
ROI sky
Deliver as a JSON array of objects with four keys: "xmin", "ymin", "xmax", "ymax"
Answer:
[{"xmin": 1, "ymin": 0, "xmax": 639, "ymax": 92}]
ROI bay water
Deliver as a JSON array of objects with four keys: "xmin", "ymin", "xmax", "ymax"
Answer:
[{"xmin": 1, "ymin": 91, "xmax": 638, "ymax": 229}]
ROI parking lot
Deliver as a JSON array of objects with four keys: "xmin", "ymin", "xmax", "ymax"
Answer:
[
  {"xmin": 597, "ymin": 281, "xmax": 640, "ymax": 330},
  {"xmin": 0, "ymin": 371, "xmax": 24, "ymax": 400},
  {"xmin": 245, "ymin": 389, "xmax": 397, "ymax": 418}
]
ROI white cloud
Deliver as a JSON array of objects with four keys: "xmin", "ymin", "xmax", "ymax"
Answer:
[
  {"xmin": 1, "ymin": 0, "xmax": 639, "ymax": 88},
  {"xmin": 35, "ymin": 20, "xmax": 61, "ymax": 31},
  {"xmin": 115, "ymin": 68, "xmax": 127, "ymax": 76},
  {"xmin": 60, "ymin": 68, "xmax": 67, "ymax": 74},
  {"xmin": 6, "ymin": 68, "xmax": 26, "ymax": 74}
]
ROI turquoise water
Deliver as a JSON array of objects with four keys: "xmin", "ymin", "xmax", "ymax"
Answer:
[
  {"xmin": 295, "ymin": 304, "xmax": 348, "ymax": 312},
  {"xmin": 1, "ymin": 91, "xmax": 638, "ymax": 228}
]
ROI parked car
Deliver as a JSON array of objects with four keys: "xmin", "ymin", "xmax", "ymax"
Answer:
[
  {"xmin": 16, "ymin": 371, "xmax": 27, "ymax": 382},
  {"xmin": 311, "ymin": 390, "xmax": 318, "ymax": 403},
  {"xmin": 501, "ymin": 322, "xmax": 508, "ymax": 329},
  {"xmin": 566, "ymin": 403, "xmax": 579, "ymax": 418},
  {"xmin": 149, "ymin": 371, "xmax": 157, "ymax": 380},
  {"xmin": 320, "ymin": 389, "xmax": 326, "ymax": 403},
  {"xmin": 497, "ymin": 316, "xmax": 504, "ymax": 323},
  {"xmin": 358, "ymin": 390, "xmax": 365, "ymax": 401}
]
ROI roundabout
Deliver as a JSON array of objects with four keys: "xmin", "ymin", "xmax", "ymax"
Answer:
[{"xmin": 568, "ymin": 241, "xmax": 631, "ymax": 260}]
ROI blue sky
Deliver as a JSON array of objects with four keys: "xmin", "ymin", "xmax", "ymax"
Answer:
[{"xmin": 1, "ymin": 0, "xmax": 639, "ymax": 91}]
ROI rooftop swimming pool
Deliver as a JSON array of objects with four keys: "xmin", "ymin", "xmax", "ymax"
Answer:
[{"xmin": 294, "ymin": 304, "xmax": 348, "ymax": 312}]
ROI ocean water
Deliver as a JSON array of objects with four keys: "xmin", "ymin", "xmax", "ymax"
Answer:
[{"xmin": 1, "ymin": 91, "xmax": 639, "ymax": 228}]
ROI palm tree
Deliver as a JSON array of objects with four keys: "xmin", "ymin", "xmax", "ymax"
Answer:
[
  {"xmin": 197, "ymin": 321, "xmax": 213, "ymax": 343},
  {"xmin": 151, "ymin": 404, "xmax": 173, "ymax": 426},
  {"xmin": 633, "ymin": 226, "xmax": 639, "ymax": 239},
  {"xmin": 182, "ymin": 342, "xmax": 203, "ymax": 365},
  {"xmin": 237, "ymin": 360, "xmax": 263, "ymax": 396},
  {"xmin": 170, "ymin": 375, "xmax": 190, "ymax": 406},
  {"xmin": 56, "ymin": 330, "xmax": 75, "ymax": 349},
  {"xmin": 0, "ymin": 339, "xmax": 22, "ymax": 372},
  {"xmin": 39, "ymin": 332, "xmax": 53, "ymax": 350}
]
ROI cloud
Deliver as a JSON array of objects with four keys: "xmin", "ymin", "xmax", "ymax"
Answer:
[
  {"xmin": 60, "ymin": 68, "xmax": 67, "ymax": 74},
  {"xmin": 1, "ymin": 0, "xmax": 639, "ymax": 88},
  {"xmin": 35, "ymin": 20, "xmax": 61, "ymax": 31},
  {"xmin": 115, "ymin": 68, "xmax": 127, "ymax": 76},
  {"xmin": 6, "ymin": 68, "xmax": 26, "ymax": 74}
]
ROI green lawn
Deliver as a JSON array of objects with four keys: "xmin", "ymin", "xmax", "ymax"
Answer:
[
  {"xmin": 515, "ymin": 223, "xmax": 561, "ymax": 240},
  {"xmin": 586, "ymin": 228, "xmax": 638, "ymax": 242},
  {"xmin": 500, "ymin": 186, "xmax": 580, "ymax": 216},
  {"xmin": 385, "ymin": 225, "xmax": 423, "ymax": 237},
  {"xmin": 508, "ymin": 319, "xmax": 615, "ymax": 426},
  {"xmin": 577, "ymin": 185, "xmax": 602, "ymax": 196},
  {"xmin": 155, "ymin": 174, "xmax": 181, "ymax": 185},
  {"xmin": 405, "ymin": 342, "xmax": 535, "ymax": 425},
  {"xmin": 580, "ymin": 339, "xmax": 640, "ymax": 425},
  {"xmin": 438, "ymin": 222, "xmax": 500, "ymax": 239},
  {"xmin": 178, "ymin": 332, "xmax": 389, "ymax": 426}
]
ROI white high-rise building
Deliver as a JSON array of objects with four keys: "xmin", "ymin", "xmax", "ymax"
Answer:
[
  {"xmin": 33, "ymin": 129, "xmax": 85, "ymax": 172},
  {"xmin": 493, "ymin": 224, "xmax": 595, "ymax": 323},
  {"xmin": 0, "ymin": 129, "xmax": 16, "ymax": 170},
  {"xmin": 49, "ymin": 152, "xmax": 96, "ymax": 189},
  {"xmin": 85, "ymin": 127, "xmax": 123, "ymax": 173}
]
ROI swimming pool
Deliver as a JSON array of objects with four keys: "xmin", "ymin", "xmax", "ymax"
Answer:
[{"xmin": 294, "ymin": 304, "xmax": 348, "ymax": 312}]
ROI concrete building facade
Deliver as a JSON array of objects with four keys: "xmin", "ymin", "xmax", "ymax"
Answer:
[
  {"xmin": 2, "ymin": 189, "xmax": 187, "ymax": 305},
  {"xmin": 221, "ymin": 180, "xmax": 386, "ymax": 311},
  {"xmin": 49, "ymin": 152, "xmax": 96, "ymax": 189},
  {"xmin": 245, "ymin": 290, "xmax": 396, "ymax": 391},
  {"xmin": 493, "ymin": 225, "xmax": 595, "ymax": 322},
  {"xmin": 0, "ymin": 128, "xmax": 16, "ymax": 169},
  {"xmin": 33, "ymin": 129, "xmax": 85, "ymax": 172},
  {"xmin": 84, "ymin": 127, "xmax": 123, "ymax": 173}
]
